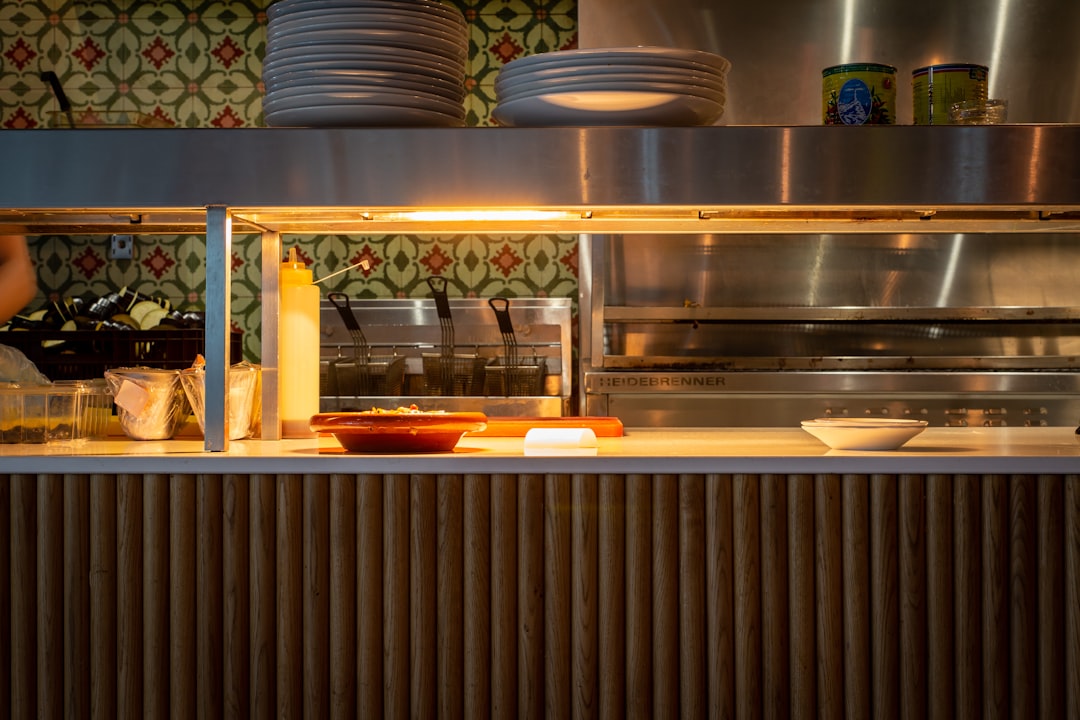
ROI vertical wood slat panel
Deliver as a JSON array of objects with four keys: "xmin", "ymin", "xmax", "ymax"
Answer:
[
  {"xmin": 518, "ymin": 474, "xmax": 545, "ymax": 720},
  {"xmin": 63, "ymin": 475, "xmax": 90, "ymax": 719},
  {"xmin": 733, "ymin": 474, "xmax": 761, "ymax": 720},
  {"xmin": 760, "ymin": 474, "xmax": 789, "ymax": 720},
  {"xmin": 384, "ymin": 475, "xmax": 410, "ymax": 720},
  {"xmin": 678, "ymin": 475, "xmax": 706, "ymax": 720},
  {"xmin": 842, "ymin": 475, "xmax": 870, "ymax": 720},
  {"xmin": 411, "ymin": 474, "xmax": 437, "ymax": 720},
  {"xmin": 329, "ymin": 474, "xmax": 357, "ymax": 720},
  {"xmin": 653, "ymin": 475, "xmax": 679, "ymax": 719},
  {"xmin": 438, "ymin": 475, "xmax": 464, "ymax": 720},
  {"xmin": 870, "ymin": 475, "xmax": 899, "ymax": 720},
  {"xmin": 898, "ymin": 475, "xmax": 927, "ymax": 720},
  {"xmin": 11, "ymin": 476, "xmax": 36, "ymax": 719},
  {"xmin": 955, "ymin": 475, "xmax": 983, "ymax": 719},
  {"xmin": 1009, "ymin": 475, "xmax": 1037, "ymax": 720},
  {"xmin": 357, "ymin": 475, "xmax": 384, "ymax": 720},
  {"xmin": 926, "ymin": 475, "xmax": 954, "ymax": 720},
  {"xmin": 116, "ymin": 475, "xmax": 142, "ymax": 717},
  {"xmin": 197, "ymin": 475, "xmax": 223, "ymax": 718},
  {"xmin": 142, "ymin": 475, "xmax": 169, "ymax": 719},
  {"xmin": 816, "ymin": 475, "xmax": 843, "ymax": 720},
  {"xmin": 983, "ymin": 475, "xmax": 1009, "ymax": 720},
  {"xmin": 277, "ymin": 475, "xmax": 303, "ymax": 718},
  {"xmin": 0, "ymin": 476, "xmax": 9, "ymax": 716},
  {"xmin": 170, "ymin": 475, "xmax": 196, "ymax": 719},
  {"xmin": 223, "ymin": 474, "xmax": 251, "ymax": 720},
  {"xmin": 1066, "ymin": 476, "xmax": 1080, "ymax": 720},
  {"xmin": 303, "ymin": 474, "xmax": 330, "ymax": 719},
  {"xmin": 490, "ymin": 474, "xmax": 518, "ymax": 719},
  {"xmin": 37, "ymin": 475, "xmax": 62, "ymax": 720},
  {"xmin": 544, "ymin": 474, "xmax": 572, "ymax": 720},
  {"xmin": 625, "ymin": 474, "xmax": 652, "ymax": 720},
  {"xmin": 90, "ymin": 475, "xmax": 118, "ymax": 719},
  {"xmin": 573, "ymin": 474, "xmax": 600, "ymax": 720},
  {"xmin": 463, "ymin": 474, "xmax": 491, "ymax": 719},
  {"xmin": 250, "ymin": 475, "xmax": 277, "ymax": 719},
  {"xmin": 1037, "ymin": 474, "xmax": 1065, "ymax": 718},
  {"xmin": 706, "ymin": 474, "xmax": 735, "ymax": 720},
  {"xmin": 788, "ymin": 475, "xmax": 816, "ymax": 720},
  {"xmin": 597, "ymin": 474, "xmax": 625, "ymax": 720}
]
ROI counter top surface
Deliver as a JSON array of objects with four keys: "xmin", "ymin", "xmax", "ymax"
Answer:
[{"xmin": 4, "ymin": 426, "xmax": 1080, "ymax": 474}]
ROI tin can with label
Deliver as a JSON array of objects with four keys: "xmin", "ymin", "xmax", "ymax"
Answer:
[
  {"xmin": 822, "ymin": 63, "xmax": 897, "ymax": 125},
  {"xmin": 912, "ymin": 63, "xmax": 988, "ymax": 124}
]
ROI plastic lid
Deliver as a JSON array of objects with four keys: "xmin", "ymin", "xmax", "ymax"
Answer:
[{"xmin": 280, "ymin": 247, "xmax": 313, "ymax": 285}]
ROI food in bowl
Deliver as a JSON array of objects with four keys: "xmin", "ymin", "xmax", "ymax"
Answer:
[{"xmin": 311, "ymin": 408, "xmax": 487, "ymax": 453}]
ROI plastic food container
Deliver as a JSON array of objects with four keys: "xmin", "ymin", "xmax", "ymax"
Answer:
[
  {"xmin": 0, "ymin": 382, "xmax": 83, "ymax": 444},
  {"xmin": 52, "ymin": 379, "xmax": 113, "ymax": 439},
  {"xmin": 179, "ymin": 362, "xmax": 261, "ymax": 440},
  {"xmin": 105, "ymin": 367, "xmax": 190, "ymax": 440}
]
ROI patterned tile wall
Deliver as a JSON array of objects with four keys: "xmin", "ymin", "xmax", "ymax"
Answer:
[{"xmin": 0, "ymin": 0, "xmax": 579, "ymax": 362}]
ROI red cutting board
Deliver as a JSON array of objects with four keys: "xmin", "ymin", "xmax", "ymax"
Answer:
[{"xmin": 472, "ymin": 416, "xmax": 624, "ymax": 437}]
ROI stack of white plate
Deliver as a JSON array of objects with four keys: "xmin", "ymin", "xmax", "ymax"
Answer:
[
  {"xmin": 262, "ymin": 0, "xmax": 468, "ymax": 127},
  {"xmin": 492, "ymin": 47, "xmax": 731, "ymax": 127},
  {"xmin": 800, "ymin": 417, "xmax": 929, "ymax": 451}
]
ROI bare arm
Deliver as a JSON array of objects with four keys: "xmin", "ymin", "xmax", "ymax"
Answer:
[{"xmin": 0, "ymin": 234, "xmax": 37, "ymax": 324}]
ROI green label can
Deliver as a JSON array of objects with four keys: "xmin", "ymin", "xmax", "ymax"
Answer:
[
  {"xmin": 823, "ymin": 63, "xmax": 897, "ymax": 125},
  {"xmin": 912, "ymin": 63, "xmax": 988, "ymax": 124}
]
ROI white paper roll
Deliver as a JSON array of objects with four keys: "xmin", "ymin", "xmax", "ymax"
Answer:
[{"xmin": 523, "ymin": 427, "xmax": 598, "ymax": 456}]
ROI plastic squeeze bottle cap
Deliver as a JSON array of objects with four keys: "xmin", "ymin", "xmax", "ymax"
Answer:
[{"xmin": 281, "ymin": 247, "xmax": 312, "ymax": 286}]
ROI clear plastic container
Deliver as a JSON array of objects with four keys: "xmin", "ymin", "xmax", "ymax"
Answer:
[
  {"xmin": 0, "ymin": 382, "xmax": 82, "ymax": 444},
  {"xmin": 104, "ymin": 367, "xmax": 190, "ymax": 440},
  {"xmin": 53, "ymin": 379, "xmax": 114, "ymax": 439},
  {"xmin": 180, "ymin": 362, "xmax": 260, "ymax": 440}
]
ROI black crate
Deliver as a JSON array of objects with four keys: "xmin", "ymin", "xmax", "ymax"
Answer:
[{"xmin": 1, "ymin": 328, "xmax": 243, "ymax": 382}]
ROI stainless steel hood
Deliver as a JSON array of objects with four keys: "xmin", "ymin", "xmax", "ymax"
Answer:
[{"xmin": 581, "ymin": 0, "xmax": 1080, "ymax": 125}]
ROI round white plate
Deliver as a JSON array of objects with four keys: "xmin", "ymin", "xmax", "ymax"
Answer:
[
  {"xmin": 264, "ymin": 67, "xmax": 465, "ymax": 101},
  {"xmin": 496, "ymin": 67, "xmax": 727, "ymax": 95},
  {"xmin": 268, "ymin": 0, "xmax": 464, "ymax": 26},
  {"xmin": 492, "ymin": 90, "xmax": 725, "ymax": 127},
  {"xmin": 263, "ymin": 43, "xmax": 466, "ymax": 73},
  {"xmin": 497, "ymin": 78, "xmax": 726, "ymax": 105},
  {"xmin": 269, "ymin": 9, "xmax": 465, "ymax": 38},
  {"xmin": 499, "ymin": 47, "xmax": 732, "ymax": 76},
  {"xmin": 266, "ymin": 30, "xmax": 467, "ymax": 66},
  {"xmin": 265, "ymin": 103, "xmax": 466, "ymax": 127},
  {"xmin": 497, "ymin": 59, "xmax": 729, "ymax": 89},
  {"xmin": 262, "ymin": 50, "xmax": 465, "ymax": 85},
  {"xmin": 268, "ymin": 18, "xmax": 467, "ymax": 51},
  {"xmin": 800, "ymin": 419, "xmax": 928, "ymax": 451},
  {"xmin": 264, "ymin": 85, "xmax": 465, "ymax": 117}
]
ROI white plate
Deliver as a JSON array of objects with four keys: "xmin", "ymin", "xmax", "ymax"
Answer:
[
  {"xmin": 268, "ymin": 19, "xmax": 467, "ymax": 51},
  {"xmin": 269, "ymin": 9, "xmax": 465, "ymax": 39},
  {"xmin": 266, "ymin": 30, "xmax": 467, "ymax": 65},
  {"xmin": 264, "ymin": 67, "xmax": 465, "ymax": 101},
  {"xmin": 800, "ymin": 419, "xmax": 928, "ymax": 451},
  {"xmin": 497, "ymin": 59, "xmax": 729, "ymax": 89},
  {"xmin": 268, "ymin": 0, "xmax": 464, "ymax": 26},
  {"xmin": 262, "ymin": 51, "xmax": 464, "ymax": 85},
  {"xmin": 264, "ymin": 86, "xmax": 465, "ymax": 118},
  {"xmin": 491, "ymin": 90, "xmax": 725, "ymax": 127},
  {"xmin": 499, "ymin": 47, "xmax": 732, "ymax": 76},
  {"xmin": 497, "ymin": 78, "xmax": 726, "ymax": 105},
  {"xmin": 264, "ymin": 43, "xmax": 466, "ymax": 73},
  {"xmin": 496, "ymin": 67, "xmax": 727, "ymax": 96},
  {"xmin": 265, "ymin": 103, "xmax": 466, "ymax": 127}
]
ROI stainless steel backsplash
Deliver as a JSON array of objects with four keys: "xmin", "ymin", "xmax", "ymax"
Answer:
[{"xmin": 580, "ymin": 0, "xmax": 1080, "ymax": 124}]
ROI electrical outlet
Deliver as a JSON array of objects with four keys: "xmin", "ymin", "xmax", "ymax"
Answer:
[{"xmin": 109, "ymin": 234, "xmax": 134, "ymax": 260}]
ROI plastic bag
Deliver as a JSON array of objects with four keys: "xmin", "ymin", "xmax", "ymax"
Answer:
[{"xmin": 0, "ymin": 343, "xmax": 51, "ymax": 384}]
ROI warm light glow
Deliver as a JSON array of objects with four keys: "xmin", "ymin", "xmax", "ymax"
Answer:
[{"xmin": 391, "ymin": 210, "xmax": 579, "ymax": 222}]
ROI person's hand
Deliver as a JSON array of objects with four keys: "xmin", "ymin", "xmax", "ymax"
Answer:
[{"xmin": 0, "ymin": 234, "xmax": 37, "ymax": 325}]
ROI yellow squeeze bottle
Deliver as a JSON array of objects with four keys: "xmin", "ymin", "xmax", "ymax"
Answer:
[{"xmin": 279, "ymin": 247, "xmax": 319, "ymax": 438}]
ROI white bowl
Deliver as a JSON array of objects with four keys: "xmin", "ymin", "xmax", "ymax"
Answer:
[{"xmin": 800, "ymin": 418, "xmax": 928, "ymax": 451}]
